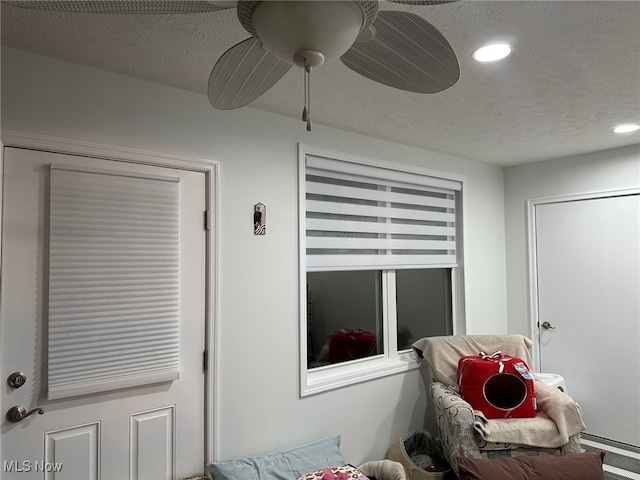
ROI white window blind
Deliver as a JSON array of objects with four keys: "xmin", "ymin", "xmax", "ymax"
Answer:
[
  {"xmin": 305, "ymin": 155, "xmax": 460, "ymax": 271},
  {"xmin": 48, "ymin": 165, "xmax": 180, "ymax": 400}
]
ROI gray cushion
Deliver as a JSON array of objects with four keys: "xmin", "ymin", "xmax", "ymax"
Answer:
[{"xmin": 206, "ymin": 436, "xmax": 345, "ymax": 480}]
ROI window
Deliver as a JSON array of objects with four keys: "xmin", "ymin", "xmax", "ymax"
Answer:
[
  {"xmin": 395, "ymin": 268, "xmax": 453, "ymax": 349},
  {"xmin": 299, "ymin": 146, "xmax": 465, "ymax": 396},
  {"xmin": 307, "ymin": 270, "xmax": 383, "ymax": 368}
]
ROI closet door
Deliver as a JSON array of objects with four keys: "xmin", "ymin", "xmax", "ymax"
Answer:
[
  {"xmin": 535, "ymin": 192, "xmax": 639, "ymax": 446},
  {"xmin": 1, "ymin": 147, "xmax": 207, "ymax": 479}
]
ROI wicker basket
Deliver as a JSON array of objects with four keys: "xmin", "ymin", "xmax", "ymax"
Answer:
[{"xmin": 386, "ymin": 430, "xmax": 452, "ymax": 479}]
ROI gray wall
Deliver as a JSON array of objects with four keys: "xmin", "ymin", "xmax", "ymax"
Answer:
[
  {"xmin": 504, "ymin": 144, "xmax": 640, "ymax": 339},
  {"xmin": 2, "ymin": 47, "xmax": 508, "ymax": 464}
]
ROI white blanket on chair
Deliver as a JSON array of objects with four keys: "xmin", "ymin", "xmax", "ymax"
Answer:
[{"xmin": 472, "ymin": 380, "xmax": 586, "ymax": 448}]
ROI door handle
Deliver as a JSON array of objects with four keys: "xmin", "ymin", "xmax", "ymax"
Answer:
[
  {"xmin": 541, "ymin": 321, "xmax": 556, "ymax": 330},
  {"xmin": 6, "ymin": 405, "xmax": 44, "ymax": 423}
]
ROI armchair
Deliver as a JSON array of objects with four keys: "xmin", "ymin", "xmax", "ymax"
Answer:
[{"xmin": 412, "ymin": 335, "xmax": 585, "ymax": 477}]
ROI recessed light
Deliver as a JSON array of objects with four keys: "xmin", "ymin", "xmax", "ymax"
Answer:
[
  {"xmin": 613, "ymin": 123, "xmax": 640, "ymax": 133},
  {"xmin": 473, "ymin": 43, "xmax": 513, "ymax": 63}
]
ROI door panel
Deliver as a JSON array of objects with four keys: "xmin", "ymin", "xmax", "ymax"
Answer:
[
  {"xmin": 536, "ymin": 193, "xmax": 640, "ymax": 446},
  {"xmin": 44, "ymin": 423, "xmax": 99, "ymax": 480},
  {"xmin": 1, "ymin": 147, "xmax": 206, "ymax": 479}
]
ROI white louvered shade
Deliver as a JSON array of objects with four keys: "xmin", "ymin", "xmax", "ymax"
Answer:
[
  {"xmin": 305, "ymin": 155, "xmax": 460, "ymax": 271},
  {"xmin": 48, "ymin": 165, "xmax": 180, "ymax": 400}
]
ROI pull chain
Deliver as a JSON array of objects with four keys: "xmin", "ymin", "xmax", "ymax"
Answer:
[
  {"xmin": 294, "ymin": 50, "xmax": 323, "ymax": 132},
  {"xmin": 302, "ymin": 58, "xmax": 312, "ymax": 131},
  {"xmin": 302, "ymin": 60, "xmax": 308, "ymax": 123}
]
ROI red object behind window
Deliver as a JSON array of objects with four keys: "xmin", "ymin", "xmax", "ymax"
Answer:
[{"xmin": 326, "ymin": 329, "xmax": 376, "ymax": 363}]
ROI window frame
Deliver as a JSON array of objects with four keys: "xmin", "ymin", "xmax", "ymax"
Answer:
[{"xmin": 298, "ymin": 145, "xmax": 467, "ymax": 397}]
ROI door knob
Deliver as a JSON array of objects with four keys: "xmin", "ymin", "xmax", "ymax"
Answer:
[
  {"xmin": 6, "ymin": 405, "xmax": 44, "ymax": 423},
  {"xmin": 541, "ymin": 321, "xmax": 556, "ymax": 330}
]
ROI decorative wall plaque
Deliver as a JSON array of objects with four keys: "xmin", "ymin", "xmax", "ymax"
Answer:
[{"xmin": 254, "ymin": 203, "xmax": 266, "ymax": 235}]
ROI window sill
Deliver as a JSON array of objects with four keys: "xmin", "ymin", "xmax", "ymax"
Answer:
[{"xmin": 300, "ymin": 350, "xmax": 420, "ymax": 397}]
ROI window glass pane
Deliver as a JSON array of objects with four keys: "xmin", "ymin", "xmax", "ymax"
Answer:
[
  {"xmin": 395, "ymin": 268, "xmax": 452, "ymax": 351},
  {"xmin": 306, "ymin": 270, "xmax": 383, "ymax": 368}
]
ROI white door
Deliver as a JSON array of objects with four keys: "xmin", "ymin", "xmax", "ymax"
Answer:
[
  {"xmin": 535, "ymin": 193, "xmax": 640, "ymax": 446},
  {"xmin": 1, "ymin": 147, "xmax": 206, "ymax": 479}
]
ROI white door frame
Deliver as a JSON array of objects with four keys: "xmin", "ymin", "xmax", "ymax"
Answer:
[
  {"xmin": 0, "ymin": 129, "xmax": 220, "ymax": 470},
  {"xmin": 526, "ymin": 187, "xmax": 640, "ymax": 372}
]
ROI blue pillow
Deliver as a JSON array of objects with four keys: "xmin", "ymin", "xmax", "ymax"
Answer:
[{"xmin": 206, "ymin": 436, "xmax": 345, "ymax": 480}]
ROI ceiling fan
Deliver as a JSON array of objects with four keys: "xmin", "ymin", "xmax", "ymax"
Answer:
[{"xmin": 5, "ymin": 1, "xmax": 460, "ymax": 130}]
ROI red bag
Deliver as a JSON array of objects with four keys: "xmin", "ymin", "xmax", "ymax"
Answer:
[{"xmin": 457, "ymin": 351, "xmax": 536, "ymax": 419}]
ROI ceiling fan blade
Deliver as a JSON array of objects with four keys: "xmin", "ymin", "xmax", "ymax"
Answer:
[
  {"xmin": 385, "ymin": 0, "xmax": 459, "ymax": 5},
  {"xmin": 2, "ymin": 1, "xmax": 233, "ymax": 14},
  {"xmin": 341, "ymin": 11, "xmax": 459, "ymax": 94},
  {"xmin": 208, "ymin": 37, "xmax": 292, "ymax": 110}
]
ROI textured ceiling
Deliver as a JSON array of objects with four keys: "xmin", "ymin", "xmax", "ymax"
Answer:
[{"xmin": 2, "ymin": 1, "xmax": 639, "ymax": 166}]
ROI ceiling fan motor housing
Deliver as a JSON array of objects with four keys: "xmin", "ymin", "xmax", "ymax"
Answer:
[{"xmin": 238, "ymin": 0, "xmax": 378, "ymax": 67}]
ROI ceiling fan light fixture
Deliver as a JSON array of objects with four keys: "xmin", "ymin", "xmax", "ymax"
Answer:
[
  {"xmin": 472, "ymin": 43, "xmax": 513, "ymax": 62},
  {"xmin": 249, "ymin": 1, "xmax": 367, "ymax": 67},
  {"xmin": 613, "ymin": 123, "xmax": 640, "ymax": 133}
]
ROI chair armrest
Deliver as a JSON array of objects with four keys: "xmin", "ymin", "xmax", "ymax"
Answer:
[
  {"xmin": 534, "ymin": 379, "xmax": 581, "ymax": 414},
  {"xmin": 534, "ymin": 379, "xmax": 586, "ymax": 441},
  {"xmin": 429, "ymin": 382, "xmax": 481, "ymax": 475}
]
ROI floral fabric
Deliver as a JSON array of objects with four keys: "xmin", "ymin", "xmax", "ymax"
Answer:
[{"xmin": 297, "ymin": 465, "xmax": 367, "ymax": 480}]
